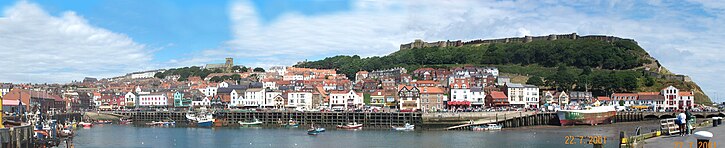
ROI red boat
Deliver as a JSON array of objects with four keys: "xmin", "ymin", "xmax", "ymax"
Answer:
[
  {"xmin": 79, "ymin": 122, "xmax": 93, "ymax": 128},
  {"xmin": 336, "ymin": 122, "xmax": 363, "ymax": 129}
]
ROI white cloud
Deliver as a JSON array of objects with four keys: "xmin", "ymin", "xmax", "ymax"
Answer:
[
  {"xmin": 0, "ymin": 1, "xmax": 152, "ymax": 83},
  {"xmin": 186, "ymin": 0, "xmax": 725, "ymax": 102}
]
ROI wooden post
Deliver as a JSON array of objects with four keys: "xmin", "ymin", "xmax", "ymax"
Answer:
[{"xmin": 0, "ymin": 97, "xmax": 3, "ymax": 128}]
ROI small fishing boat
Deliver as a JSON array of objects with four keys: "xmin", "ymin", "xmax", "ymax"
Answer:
[
  {"xmin": 238, "ymin": 118, "xmax": 263, "ymax": 127},
  {"xmin": 470, "ymin": 125, "xmax": 488, "ymax": 131},
  {"xmin": 392, "ymin": 123, "xmax": 415, "ymax": 131},
  {"xmin": 336, "ymin": 122, "xmax": 363, "ymax": 129},
  {"xmin": 486, "ymin": 124, "xmax": 502, "ymax": 130},
  {"xmin": 186, "ymin": 110, "xmax": 214, "ymax": 127},
  {"xmin": 120, "ymin": 118, "xmax": 133, "ymax": 125},
  {"xmin": 307, "ymin": 129, "xmax": 321, "ymax": 135},
  {"xmin": 146, "ymin": 120, "xmax": 176, "ymax": 126},
  {"xmin": 281, "ymin": 119, "xmax": 300, "ymax": 128},
  {"xmin": 93, "ymin": 120, "xmax": 112, "ymax": 124},
  {"xmin": 79, "ymin": 122, "xmax": 93, "ymax": 128}
]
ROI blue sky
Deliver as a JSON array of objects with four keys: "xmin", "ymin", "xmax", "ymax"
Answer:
[{"xmin": 0, "ymin": 0, "xmax": 724, "ymax": 102}]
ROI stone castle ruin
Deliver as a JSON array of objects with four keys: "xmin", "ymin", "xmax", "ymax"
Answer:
[{"xmin": 399, "ymin": 33, "xmax": 637, "ymax": 50}]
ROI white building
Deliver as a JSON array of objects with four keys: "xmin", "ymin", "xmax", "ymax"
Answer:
[
  {"xmin": 138, "ymin": 93, "xmax": 167, "ymax": 107},
  {"xmin": 661, "ymin": 86, "xmax": 695, "ymax": 110},
  {"xmin": 0, "ymin": 84, "xmax": 12, "ymax": 96},
  {"xmin": 504, "ymin": 83, "xmax": 539, "ymax": 108},
  {"xmin": 265, "ymin": 91, "xmax": 282, "ymax": 107},
  {"xmin": 483, "ymin": 67, "xmax": 499, "ymax": 77},
  {"xmin": 329, "ymin": 90, "xmax": 363, "ymax": 110},
  {"xmin": 263, "ymin": 81, "xmax": 277, "ymax": 90},
  {"xmin": 199, "ymin": 86, "xmax": 218, "ymax": 97},
  {"xmin": 124, "ymin": 92, "xmax": 137, "ymax": 106},
  {"xmin": 268, "ymin": 66, "xmax": 287, "ymax": 75},
  {"xmin": 470, "ymin": 87, "xmax": 486, "ymax": 106},
  {"xmin": 218, "ymin": 82, "xmax": 230, "ymax": 88},
  {"xmin": 229, "ymin": 89, "xmax": 245, "ymax": 107},
  {"xmin": 192, "ymin": 97, "xmax": 210, "ymax": 107},
  {"xmin": 243, "ymin": 88, "xmax": 265, "ymax": 107},
  {"xmin": 130, "ymin": 71, "xmax": 158, "ymax": 79},
  {"xmin": 287, "ymin": 92, "xmax": 312, "ymax": 110}
]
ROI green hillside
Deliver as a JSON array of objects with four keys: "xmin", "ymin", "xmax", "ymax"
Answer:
[{"xmin": 295, "ymin": 38, "xmax": 712, "ymax": 104}]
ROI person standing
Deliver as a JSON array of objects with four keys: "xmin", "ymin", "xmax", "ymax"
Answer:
[{"xmin": 676, "ymin": 111, "xmax": 687, "ymax": 136}]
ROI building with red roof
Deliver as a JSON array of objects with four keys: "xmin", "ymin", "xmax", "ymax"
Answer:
[{"xmin": 485, "ymin": 91, "xmax": 508, "ymax": 107}]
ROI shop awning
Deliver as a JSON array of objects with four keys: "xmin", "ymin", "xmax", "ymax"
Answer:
[{"xmin": 447, "ymin": 101, "xmax": 471, "ymax": 106}]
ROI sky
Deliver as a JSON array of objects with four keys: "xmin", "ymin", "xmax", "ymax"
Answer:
[{"xmin": 0, "ymin": 0, "xmax": 723, "ymax": 102}]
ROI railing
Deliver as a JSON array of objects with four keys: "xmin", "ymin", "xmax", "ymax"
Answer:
[{"xmin": 0, "ymin": 125, "xmax": 35, "ymax": 148}]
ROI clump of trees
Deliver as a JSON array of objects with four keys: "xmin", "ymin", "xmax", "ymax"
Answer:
[
  {"xmin": 297, "ymin": 39, "xmax": 649, "ymax": 80},
  {"xmin": 209, "ymin": 74, "xmax": 242, "ymax": 82},
  {"xmin": 155, "ymin": 66, "xmax": 221, "ymax": 81}
]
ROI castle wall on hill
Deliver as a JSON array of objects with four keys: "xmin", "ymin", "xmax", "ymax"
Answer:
[{"xmin": 399, "ymin": 33, "xmax": 637, "ymax": 50}]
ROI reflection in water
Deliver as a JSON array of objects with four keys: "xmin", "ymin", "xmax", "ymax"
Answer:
[{"xmin": 66, "ymin": 120, "xmax": 669, "ymax": 148}]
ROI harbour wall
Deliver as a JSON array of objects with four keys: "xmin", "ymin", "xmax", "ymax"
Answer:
[{"xmin": 115, "ymin": 111, "xmax": 423, "ymax": 129}]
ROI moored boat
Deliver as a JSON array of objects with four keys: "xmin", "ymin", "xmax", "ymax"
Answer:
[
  {"xmin": 486, "ymin": 124, "xmax": 502, "ymax": 130},
  {"xmin": 557, "ymin": 106, "xmax": 616, "ymax": 126},
  {"xmin": 146, "ymin": 120, "xmax": 176, "ymax": 126},
  {"xmin": 238, "ymin": 118, "xmax": 263, "ymax": 127},
  {"xmin": 93, "ymin": 120, "xmax": 113, "ymax": 124},
  {"xmin": 79, "ymin": 122, "xmax": 93, "ymax": 128},
  {"xmin": 470, "ymin": 125, "xmax": 488, "ymax": 131},
  {"xmin": 120, "ymin": 118, "xmax": 133, "ymax": 125},
  {"xmin": 336, "ymin": 122, "xmax": 363, "ymax": 129},
  {"xmin": 307, "ymin": 129, "xmax": 321, "ymax": 135},
  {"xmin": 281, "ymin": 119, "xmax": 300, "ymax": 128},
  {"xmin": 392, "ymin": 123, "xmax": 415, "ymax": 131},
  {"xmin": 187, "ymin": 110, "xmax": 214, "ymax": 127}
]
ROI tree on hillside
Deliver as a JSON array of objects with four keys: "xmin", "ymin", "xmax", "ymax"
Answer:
[
  {"xmin": 253, "ymin": 67, "xmax": 265, "ymax": 72},
  {"xmin": 526, "ymin": 76, "xmax": 544, "ymax": 86}
]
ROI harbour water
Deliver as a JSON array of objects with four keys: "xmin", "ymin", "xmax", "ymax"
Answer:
[{"xmin": 64, "ymin": 120, "xmax": 664, "ymax": 148}]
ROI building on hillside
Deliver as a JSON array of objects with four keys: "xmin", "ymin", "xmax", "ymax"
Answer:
[
  {"xmin": 637, "ymin": 92, "xmax": 665, "ymax": 110},
  {"xmin": 503, "ymin": 83, "xmax": 539, "ymax": 108},
  {"xmin": 124, "ymin": 92, "xmax": 138, "ymax": 107},
  {"xmin": 470, "ymin": 87, "xmax": 486, "ymax": 107},
  {"xmin": 448, "ymin": 78, "xmax": 472, "ymax": 109},
  {"xmin": 496, "ymin": 76, "xmax": 510, "ymax": 86},
  {"xmin": 397, "ymin": 85, "xmax": 420, "ymax": 111},
  {"xmin": 369, "ymin": 67, "xmax": 407, "ymax": 82},
  {"xmin": 369, "ymin": 90, "xmax": 386, "ymax": 107},
  {"xmin": 138, "ymin": 93, "xmax": 167, "ymax": 107},
  {"xmin": 173, "ymin": 91, "xmax": 192, "ymax": 107},
  {"xmin": 542, "ymin": 91, "xmax": 569, "ymax": 105},
  {"xmin": 661, "ymin": 86, "xmax": 695, "ymax": 110},
  {"xmin": 419, "ymin": 86, "xmax": 445, "ymax": 112},
  {"xmin": 243, "ymin": 88, "xmax": 265, "ymax": 108},
  {"xmin": 355, "ymin": 71, "xmax": 369, "ymax": 82},
  {"xmin": 569, "ymin": 91, "xmax": 593, "ymax": 104},
  {"xmin": 329, "ymin": 90, "xmax": 363, "ymax": 111},
  {"xmin": 485, "ymin": 91, "xmax": 509, "ymax": 107},
  {"xmin": 611, "ymin": 93, "xmax": 638, "ymax": 106},
  {"xmin": 287, "ymin": 92, "xmax": 312, "ymax": 110},
  {"xmin": 594, "ymin": 96, "xmax": 614, "ymax": 106},
  {"xmin": 1, "ymin": 83, "xmax": 13, "ymax": 96},
  {"xmin": 264, "ymin": 90, "xmax": 282, "ymax": 107}
]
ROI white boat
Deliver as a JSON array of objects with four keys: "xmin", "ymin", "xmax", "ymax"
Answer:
[
  {"xmin": 146, "ymin": 120, "xmax": 176, "ymax": 126},
  {"xmin": 392, "ymin": 123, "xmax": 415, "ymax": 131},
  {"xmin": 337, "ymin": 122, "xmax": 363, "ymax": 129},
  {"xmin": 486, "ymin": 124, "xmax": 502, "ymax": 130},
  {"xmin": 238, "ymin": 118, "xmax": 263, "ymax": 127}
]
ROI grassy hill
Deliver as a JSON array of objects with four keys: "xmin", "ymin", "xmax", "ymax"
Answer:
[{"xmin": 295, "ymin": 38, "xmax": 712, "ymax": 104}]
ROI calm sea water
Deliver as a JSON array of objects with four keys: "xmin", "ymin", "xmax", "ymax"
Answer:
[{"xmin": 64, "ymin": 121, "xmax": 664, "ymax": 148}]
